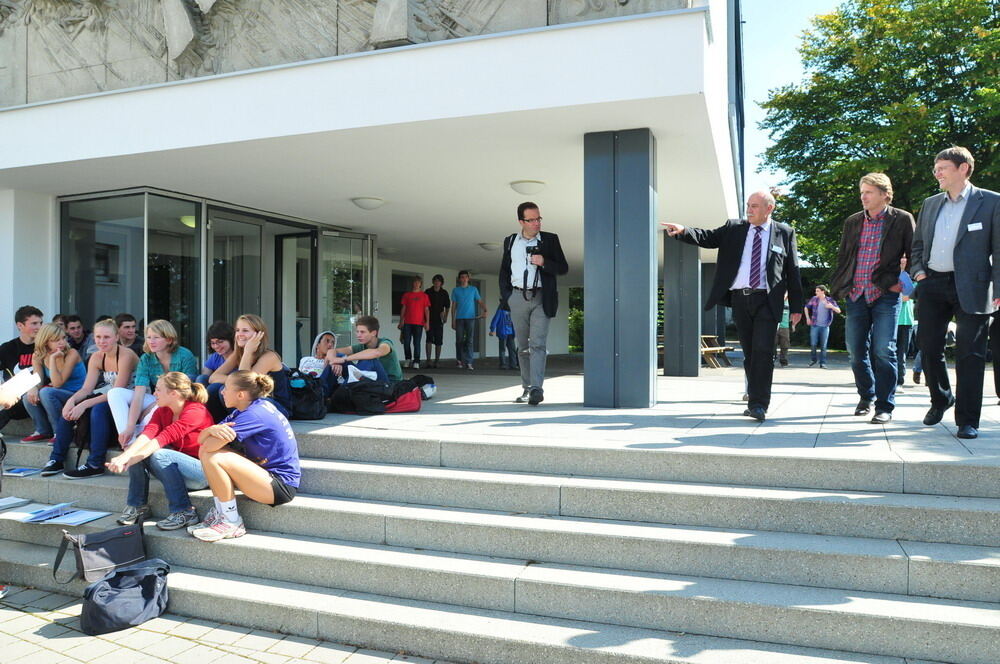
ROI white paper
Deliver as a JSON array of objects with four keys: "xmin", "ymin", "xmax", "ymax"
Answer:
[
  {"xmin": 0, "ymin": 368, "xmax": 40, "ymax": 403},
  {"xmin": 0, "ymin": 496, "xmax": 31, "ymax": 510},
  {"xmin": 45, "ymin": 509, "xmax": 111, "ymax": 526},
  {"xmin": 0, "ymin": 502, "xmax": 51, "ymax": 521},
  {"xmin": 2, "ymin": 467, "xmax": 41, "ymax": 477},
  {"xmin": 24, "ymin": 501, "xmax": 77, "ymax": 523}
]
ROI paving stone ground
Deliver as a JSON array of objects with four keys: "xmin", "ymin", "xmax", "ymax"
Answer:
[{"xmin": 0, "ymin": 586, "xmax": 452, "ymax": 664}]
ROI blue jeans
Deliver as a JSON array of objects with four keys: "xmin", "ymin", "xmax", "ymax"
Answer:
[
  {"xmin": 22, "ymin": 392, "xmax": 54, "ymax": 437},
  {"xmin": 455, "ymin": 318, "xmax": 476, "ymax": 366},
  {"xmin": 40, "ymin": 386, "xmax": 75, "ymax": 455},
  {"xmin": 127, "ymin": 448, "xmax": 207, "ymax": 514},
  {"xmin": 497, "ymin": 334, "xmax": 518, "ymax": 368},
  {"xmin": 845, "ymin": 292, "xmax": 901, "ymax": 412},
  {"xmin": 86, "ymin": 402, "xmax": 117, "ymax": 468},
  {"xmin": 809, "ymin": 326, "xmax": 831, "ymax": 364}
]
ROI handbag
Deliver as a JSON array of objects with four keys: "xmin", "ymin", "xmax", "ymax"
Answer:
[
  {"xmin": 53, "ymin": 523, "xmax": 147, "ymax": 584},
  {"xmin": 81, "ymin": 558, "xmax": 170, "ymax": 635}
]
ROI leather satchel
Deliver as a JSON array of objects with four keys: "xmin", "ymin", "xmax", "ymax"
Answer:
[{"xmin": 53, "ymin": 524, "xmax": 147, "ymax": 584}]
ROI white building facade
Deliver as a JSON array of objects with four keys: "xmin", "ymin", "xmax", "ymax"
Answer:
[{"xmin": 0, "ymin": 0, "xmax": 743, "ymax": 403}]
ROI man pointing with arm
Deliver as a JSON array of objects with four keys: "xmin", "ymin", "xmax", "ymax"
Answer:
[{"xmin": 663, "ymin": 191, "xmax": 803, "ymax": 422}]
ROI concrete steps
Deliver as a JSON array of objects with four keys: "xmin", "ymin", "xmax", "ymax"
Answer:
[
  {"xmin": 0, "ymin": 538, "xmax": 967, "ymax": 664},
  {"xmin": 3, "ymin": 427, "xmax": 1000, "ymax": 663}
]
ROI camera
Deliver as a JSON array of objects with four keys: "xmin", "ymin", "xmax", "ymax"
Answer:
[{"xmin": 526, "ymin": 245, "xmax": 542, "ymax": 256}]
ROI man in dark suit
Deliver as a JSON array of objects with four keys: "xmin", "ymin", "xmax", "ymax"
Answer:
[
  {"xmin": 663, "ymin": 191, "xmax": 803, "ymax": 422},
  {"xmin": 910, "ymin": 147, "xmax": 1000, "ymax": 439},
  {"xmin": 499, "ymin": 202, "xmax": 569, "ymax": 406},
  {"xmin": 828, "ymin": 173, "xmax": 914, "ymax": 425}
]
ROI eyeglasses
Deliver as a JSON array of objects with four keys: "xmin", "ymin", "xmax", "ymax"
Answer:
[{"xmin": 521, "ymin": 217, "xmax": 543, "ymax": 223}]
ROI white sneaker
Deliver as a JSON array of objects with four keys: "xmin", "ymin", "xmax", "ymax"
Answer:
[
  {"xmin": 191, "ymin": 517, "xmax": 246, "ymax": 542},
  {"xmin": 412, "ymin": 361, "xmax": 420, "ymax": 369}
]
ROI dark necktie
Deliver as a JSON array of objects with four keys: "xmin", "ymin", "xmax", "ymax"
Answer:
[{"xmin": 749, "ymin": 226, "xmax": 763, "ymax": 288}]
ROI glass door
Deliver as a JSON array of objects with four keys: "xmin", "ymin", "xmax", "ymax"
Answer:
[
  {"xmin": 318, "ymin": 232, "xmax": 372, "ymax": 349},
  {"xmin": 146, "ymin": 195, "xmax": 202, "ymax": 353},
  {"xmin": 208, "ymin": 210, "xmax": 263, "ymax": 331},
  {"xmin": 275, "ymin": 232, "xmax": 316, "ymax": 364}
]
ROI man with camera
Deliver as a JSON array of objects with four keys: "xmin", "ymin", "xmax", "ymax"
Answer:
[{"xmin": 499, "ymin": 202, "xmax": 569, "ymax": 406}]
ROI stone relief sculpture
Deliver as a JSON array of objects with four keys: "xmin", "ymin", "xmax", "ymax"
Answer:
[{"xmin": 0, "ymin": 0, "xmax": 684, "ymax": 107}]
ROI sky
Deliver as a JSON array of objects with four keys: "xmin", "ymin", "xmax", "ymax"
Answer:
[{"xmin": 741, "ymin": 0, "xmax": 841, "ymax": 197}]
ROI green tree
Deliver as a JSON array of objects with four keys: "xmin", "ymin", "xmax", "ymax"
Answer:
[{"xmin": 760, "ymin": 0, "xmax": 1000, "ymax": 270}]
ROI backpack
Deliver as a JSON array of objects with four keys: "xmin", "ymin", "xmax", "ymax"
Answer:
[
  {"xmin": 286, "ymin": 369, "xmax": 327, "ymax": 420},
  {"xmin": 81, "ymin": 558, "xmax": 170, "ymax": 635}
]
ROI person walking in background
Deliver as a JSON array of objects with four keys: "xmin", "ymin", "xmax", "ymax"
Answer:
[
  {"xmin": 910, "ymin": 147, "xmax": 1000, "ymax": 439},
  {"xmin": 499, "ymin": 202, "xmax": 569, "ymax": 405},
  {"xmin": 804, "ymin": 286, "xmax": 840, "ymax": 369},
  {"xmin": 424, "ymin": 274, "xmax": 449, "ymax": 369},
  {"xmin": 398, "ymin": 276, "xmax": 430, "ymax": 370},
  {"xmin": 451, "ymin": 270, "xmax": 486, "ymax": 371},
  {"xmin": 489, "ymin": 302, "xmax": 518, "ymax": 370},
  {"xmin": 663, "ymin": 190, "xmax": 803, "ymax": 422},
  {"xmin": 774, "ymin": 293, "xmax": 793, "ymax": 367},
  {"xmin": 895, "ymin": 257, "xmax": 916, "ymax": 391}
]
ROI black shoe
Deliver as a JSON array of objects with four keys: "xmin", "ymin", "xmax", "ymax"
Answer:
[
  {"xmin": 743, "ymin": 407, "xmax": 766, "ymax": 422},
  {"xmin": 854, "ymin": 400, "xmax": 872, "ymax": 416},
  {"xmin": 63, "ymin": 465, "xmax": 106, "ymax": 480},
  {"xmin": 528, "ymin": 387, "xmax": 544, "ymax": 406},
  {"xmin": 808, "ymin": 360, "xmax": 817, "ymax": 367},
  {"xmin": 40, "ymin": 459, "xmax": 64, "ymax": 477},
  {"xmin": 912, "ymin": 370, "xmax": 921, "ymax": 384},
  {"xmin": 923, "ymin": 396, "xmax": 956, "ymax": 426},
  {"xmin": 871, "ymin": 411, "xmax": 891, "ymax": 424},
  {"xmin": 780, "ymin": 359, "xmax": 789, "ymax": 367},
  {"xmin": 957, "ymin": 425, "xmax": 979, "ymax": 439}
]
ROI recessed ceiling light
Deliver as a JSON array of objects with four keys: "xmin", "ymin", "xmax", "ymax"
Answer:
[
  {"xmin": 351, "ymin": 197, "xmax": 385, "ymax": 210},
  {"xmin": 509, "ymin": 180, "xmax": 545, "ymax": 195}
]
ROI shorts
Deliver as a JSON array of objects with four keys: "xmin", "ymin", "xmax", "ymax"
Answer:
[
  {"xmin": 269, "ymin": 474, "xmax": 298, "ymax": 507},
  {"xmin": 426, "ymin": 320, "xmax": 444, "ymax": 346}
]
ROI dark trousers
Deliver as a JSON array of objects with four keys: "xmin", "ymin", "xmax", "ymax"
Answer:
[
  {"xmin": 916, "ymin": 271, "xmax": 990, "ymax": 427},
  {"xmin": 401, "ymin": 324, "xmax": 424, "ymax": 362},
  {"xmin": 896, "ymin": 325, "xmax": 912, "ymax": 385},
  {"xmin": 731, "ymin": 290, "xmax": 779, "ymax": 411},
  {"xmin": 990, "ymin": 314, "xmax": 1000, "ymax": 399}
]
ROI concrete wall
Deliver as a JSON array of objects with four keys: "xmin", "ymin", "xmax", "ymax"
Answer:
[
  {"xmin": 0, "ymin": 0, "xmax": 691, "ymax": 108},
  {"xmin": 375, "ymin": 257, "xmax": 569, "ymax": 361},
  {"xmin": 0, "ymin": 190, "xmax": 58, "ymax": 338}
]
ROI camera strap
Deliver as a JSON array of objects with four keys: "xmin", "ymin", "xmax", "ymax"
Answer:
[{"xmin": 522, "ymin": 236, "xmax": 542, "ymax": 300}]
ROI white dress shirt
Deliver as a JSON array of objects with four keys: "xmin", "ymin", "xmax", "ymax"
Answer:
[
  {"xmin": 510, "ymin": 232, "xmax": 541, "ymax": 289},
  {"xmin": 928, "ymin": 181, "xmax": 973, "ymax": 273},
  {"xmin": 730, "ymin": 220, "xmax": 772, "ymax": 290}
]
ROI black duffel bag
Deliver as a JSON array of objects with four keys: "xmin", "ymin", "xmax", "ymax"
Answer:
[
  {"xmin": 287, "ymin": 369, "xmax": 327, "ymax": 420},
  {"xmin": 81, "ymin": 558, "xmax": 170, "ymax": 635}
]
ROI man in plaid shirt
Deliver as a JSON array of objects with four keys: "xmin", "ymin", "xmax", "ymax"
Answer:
[{"xmin": 829, "ymin": 173, "xmax": 914, "ymax": 424}]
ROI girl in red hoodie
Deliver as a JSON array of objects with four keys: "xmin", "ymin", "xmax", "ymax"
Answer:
[{"xmin": 107, "ymin": 371, "xmax": 213, "ymax": 530}]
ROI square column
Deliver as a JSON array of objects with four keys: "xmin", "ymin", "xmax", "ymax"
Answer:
[
  {"xmin": 583, "ymin": 129, "xmax": 657, "ymax": 408},
  {"xmin": 663, "ymin": 236, "xmax": 701, "ymax": 376}
]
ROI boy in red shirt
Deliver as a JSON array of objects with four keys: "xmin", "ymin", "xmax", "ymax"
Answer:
[{"xmin": 398, "ymin": 277, "xmax": 431, "ymax": 369}]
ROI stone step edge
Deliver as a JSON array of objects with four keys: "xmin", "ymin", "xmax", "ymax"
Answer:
[
  {"xmin": 0, "ymin": 538, "xmax": 913, "ymax": 664},
  {"xmin": 3, "ymin": 475, "xmax": 1000, "ymax": 606},
  {"xmin": 299, "ymin": 458, "xmax": 1000, "ymax": 513}
]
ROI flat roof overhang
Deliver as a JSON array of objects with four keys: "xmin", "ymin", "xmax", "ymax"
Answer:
[{"xmin": 0, "ymin": 9, "xmax": 739, "ymax": 280}]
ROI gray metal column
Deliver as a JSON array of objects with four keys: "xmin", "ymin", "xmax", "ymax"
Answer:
[
  {"xmin": 583, "ymin": 129, "xmax": 657, "ymax": 408},
  {"xmin": 663, "ymin": 235, "xmax": 701, "ymax": 376}
]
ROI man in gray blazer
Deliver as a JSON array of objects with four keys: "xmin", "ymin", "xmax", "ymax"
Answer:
[{"xmin": 910, "ymin": 147, "xmax": 1000, "ymax": 439}]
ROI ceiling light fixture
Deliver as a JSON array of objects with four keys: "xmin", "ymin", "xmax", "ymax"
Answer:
[
  {"xmin": 179, "ymin": 215, "xmax": 197, "ymax": 228},
  {"xmin": 478, "ymin": 242, "xmax": 499, "ymax": 251},
  {"xmin": 351, "ymin": 197, "xmax": 385, "ymax": 210},
  {"xmin": 509, "ymin": 180, "xmax": 546, "ymax": 196}
]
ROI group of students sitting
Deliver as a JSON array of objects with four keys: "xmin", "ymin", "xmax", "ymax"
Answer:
[
  {"xmin": 0, "ymin": 307, "xmax": 323, "ymax": 542},
  {"xmin": 0, "ymin": 305, "xmax": 409, "ymax": 541}
]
